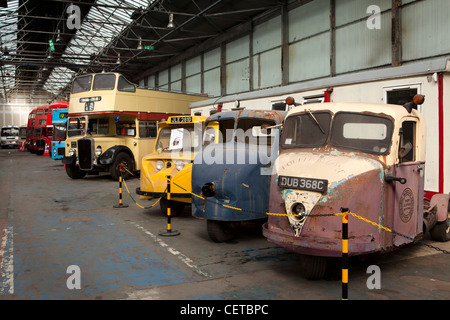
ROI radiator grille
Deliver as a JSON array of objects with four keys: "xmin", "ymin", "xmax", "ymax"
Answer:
[{"xmin": 77, "ymin": 138, "xmax": 93, "ymax": 170}]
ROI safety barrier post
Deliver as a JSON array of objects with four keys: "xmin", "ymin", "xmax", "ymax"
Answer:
[
  {"xmin": 113, "ymin": 167, "xmax": 128, "ymax": 208},
  {"xmin": 341, "ymin": 207, "xmax": 349, "ymax": 300},
  {"xmin": 159, "ymin": 175, "xmax": 180, "ymax": 237}
]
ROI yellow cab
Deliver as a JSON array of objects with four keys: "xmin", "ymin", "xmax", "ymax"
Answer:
[{"xmin": 136, "ymin": 115, "xmax": 218, "ymax": 215}]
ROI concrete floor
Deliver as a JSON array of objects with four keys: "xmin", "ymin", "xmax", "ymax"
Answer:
[{"xmin": 1, "ymin": 148, "xmax": 450, "ymax": 301}]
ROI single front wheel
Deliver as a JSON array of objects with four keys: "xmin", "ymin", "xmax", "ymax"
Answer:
[
  {"xmin": 300, "ymin": 255, "xmax": 328, "ymax": 280},
  {"xmin": 65, "ymin": 163, "xmax": 86, "ymax": 179},
  {"xmin": 206, "ymin": 220, "xmax": 239, "ymax": 243},
  {"xmin": 430, "ymin": 200, "xmax": 450, "ymax": 242},
  {"xmin": 110, "ymin": 152, "xmax": 134, "ymax": 181}
]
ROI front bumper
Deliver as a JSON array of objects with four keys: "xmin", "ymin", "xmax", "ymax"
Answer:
[{"xmin": 135, "ymin": 187, "xmax": 191, "ymax": 199}]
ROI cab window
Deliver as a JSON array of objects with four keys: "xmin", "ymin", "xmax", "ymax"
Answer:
[
  {"xmin": 235, "ymin": 118, "xmax": 277, "ymax": 146},
  {"xmin": 68, "ymin": 117, "xmax": 86, "ymax": 137},
  {"xmin": 72, "ymin": 75, "xmax": 92, "ymax": 93},
  {"xmin": 116, "ymin": 121, "xmax": 136, "ymax": 136},
  {"xmin": 118, "ymin": 76, "xmax": 136, "ymax": 92},
  {"xmin": 139, "ymin": 120, "xmax": 157, "ymax": 138},
  {"xmin": 398, "ymin": 120, "xmax": 416, "ymax": 163},
  {"xmin": 88, "ymin": 118, "xmax": 109, "ymax": 135}
]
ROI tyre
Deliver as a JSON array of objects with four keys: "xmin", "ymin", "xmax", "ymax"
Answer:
[
  {"xmin": 430, "ymin": 200, "xmax": 450, "ymax": 242},
  {"xmin": 110, "ymin": 152, "xmax": 134, "ymax": 181},
  {"xmin": 206, "ymin": 220, "xmax": 239, "ymax": 243},
  {"xmin": 300, "ymin": 255, "xmax": 328, "ymax": 280},
  {"xmin": 65, "ymin": 163, "xmax": 86, "ymax": 179},
  {"xmin": 159, "ymin": 198, "xmax": 185, "ymax": 217}
]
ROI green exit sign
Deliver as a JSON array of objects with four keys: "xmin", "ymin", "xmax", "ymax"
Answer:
[
  {"xmin": 144, "ymin": 45, "xmax": 155, "ymax": 50},
  {"xmin": 49, "ymin": 39, "xmax": 55, "ymax": 52}
]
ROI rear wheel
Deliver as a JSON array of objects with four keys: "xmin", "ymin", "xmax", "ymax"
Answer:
[
  {"xmin": 206, "ymin": 220, "xmax": 240, "ymax": 243},
  {"xmin": 110, "ymin": 152, "xmax": 134, "ymax": 181},
  {"xmin": 430, "ymin": 200, "xmax": 450, "ymax": 242},
  {"xmin": 65, "ymin": 163, "xmax": 86, "ymax": 179},
  {"xmin": 300, "ymin": 255, "xmax": 328, "ymax": 280}
]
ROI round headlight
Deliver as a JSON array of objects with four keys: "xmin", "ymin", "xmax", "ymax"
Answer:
[
  {"xmin": 155, "ymin": 160, "xmax": 164, "ymax": 170},
  {"xmin": 69, "ymin": 148, "xmax": 75, "ymax": 156},
  {"xmin": 175, "ymin": 160, "xmax": 185, "ymax": 171},
  {"xmin": 292, "ymin": 203, "xmax": 306, "ymax": 217},
  {"xmin": 95, "ymin": 146, "xmax": 102, "ymax": 156}
]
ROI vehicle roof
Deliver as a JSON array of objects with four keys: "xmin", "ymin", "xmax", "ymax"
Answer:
[
  {"xmin": 209, "ymin": 109, "xmax": 286, "ymax": 124},
  {"xmin": 286, "ymin": 102, "xmax": 424, "ymax": 121},
  {"xmin": 49, "ymin": 101, "xmax": 69, "ymax": 108}
]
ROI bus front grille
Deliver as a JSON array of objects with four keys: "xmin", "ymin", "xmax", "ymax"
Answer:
[{"xmin": 78, "ymin": 138, "xmax": 93, "ymax": 170}]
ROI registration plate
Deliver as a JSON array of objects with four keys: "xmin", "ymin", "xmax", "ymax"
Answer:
[{"xmin": 278, "ymin": 175, "xmax": 328, "ymax": 193}]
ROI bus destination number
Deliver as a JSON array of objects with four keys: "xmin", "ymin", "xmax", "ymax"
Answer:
[
  {"xmin": 278, "ymin": 175, "xmax": 328, "ymax": 193},
  {"xmin": 171, "ymin": 116, "xmax": 192, "ymax": 123}
]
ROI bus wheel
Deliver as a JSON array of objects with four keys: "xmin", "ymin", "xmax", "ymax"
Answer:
[
  {"xmin": 65, "ymin": 164, "xmax": 86, "ymax": 179},
  {"xmin": 110, "ymin": 152, "xmax": 133, "ymax": 181},
  {"xmin": 300, "ymin": 255, "xmax": 328, "ymax": 280},
  {"xmin": 430, "ymin": 200, "xmax": 450, "ymax": 242},
  {"xmin": 160, "ymin": 198, "xmax": 185, "ymax": 217},
  {"xmin": 206, "ymin": 220, "xmax": 239, "ymax": 243}
]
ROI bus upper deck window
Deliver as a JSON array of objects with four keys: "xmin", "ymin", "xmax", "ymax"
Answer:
[
  {"xmin": 93, "ymin": 74, "xmax": 116, "ymax": 91},
  {"xmin": 118, "ymin": 76, "xmax": 136, "ymax": 92},
  {"xmin": 72, "ymin": 75, "xmax": 92, "ymax": 93}
]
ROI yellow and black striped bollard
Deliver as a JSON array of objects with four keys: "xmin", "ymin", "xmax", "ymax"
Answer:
[
  {"xmin": 113, "ymin": 170, "xmax": 129, "ymax": 208},
  {"xmin": 341, "ymin": 207, "xmax": 349, "ymax": 300},
  {"xmin": 159, "ymin": 175, "xmax": 180, "ymax": 237}
]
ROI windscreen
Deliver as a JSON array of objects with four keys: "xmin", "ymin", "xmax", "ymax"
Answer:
[
  {"xmin": 281, "ymin": 111, "xmax": 332, "ymax": 148},
  {"xmin": 93, "ymin": 74, "xmax": 116, "ymax": 91},
  {"xmin": 53, "ymin": 124, "xmax": 67, "ymax": 141},
  {"xmin": 67, "ymin": 117, "xmax": 86, "ymax": 137},
  {"xmin": 72, "ymin": 75, "xmax": 92, "ymax": 94},
  {"xmin": 330, "ymin": 112, "xmax": 393, "ymax": 155},
  {"xmin": 1, "ymin": 127, "xmax": 19, "ymax": 137},
  {"xmin": 157, "ymin": 125, "xmax": 201, "ymax": 152}
]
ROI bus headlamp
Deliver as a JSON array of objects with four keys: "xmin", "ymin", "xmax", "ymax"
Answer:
[
  {"xmin": 95, "ymin": 146, "xmax": 102, "ymax": 156},
  {"xmin": 69, "ymin": 148, "xmax": 76, "ymax": 156},
  {"xmin": 155, "ymin": 160, "xmax": 164, "ymax": 171},
  {"xmin": 175, "ymin": 160, "xmax": 185, "ymax": 171}
]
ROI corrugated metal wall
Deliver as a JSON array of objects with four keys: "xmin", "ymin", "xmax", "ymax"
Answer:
[{"xmin": 136, "ymin": 0, "xmax": 450, "ymax": 99}]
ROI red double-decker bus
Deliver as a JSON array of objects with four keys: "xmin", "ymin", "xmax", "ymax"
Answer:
[
  {"xmin": 32, "ymin": 105, "xmax": 49, "ymax": 155},
  {"xmin": 25, "ymin": 107, "xmax": 39, "ymax": 153},
  {"xmin": 33, "ymin": 102, "xmax": 69, "ymax": 155}
]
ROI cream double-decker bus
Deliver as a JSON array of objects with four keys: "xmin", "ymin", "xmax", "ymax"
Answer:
[{"xmin": 63, "ymin": 72, "xmax": 208, "ymax": 180}]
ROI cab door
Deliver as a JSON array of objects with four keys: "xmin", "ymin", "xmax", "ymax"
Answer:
[{"xmin": 393, "ymin": 118, "xmax": 424, "ymax": 246}]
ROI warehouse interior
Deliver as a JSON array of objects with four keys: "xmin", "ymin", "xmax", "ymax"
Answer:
[{"xmin": 1, "ymin": 0, "xmax": 450, "ymax": 304}]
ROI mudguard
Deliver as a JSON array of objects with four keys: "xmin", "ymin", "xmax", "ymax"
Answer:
[
  {"xmin": 62, "ymin": 155, "xmax": 76, "ymax": 165},
  {"xmin": 429, "ymin": 194, "xmax": 450, "ymax": 222},
  {"xmin": 98, "ymin": 145, "xmax": 133, "ymax": 165}
]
